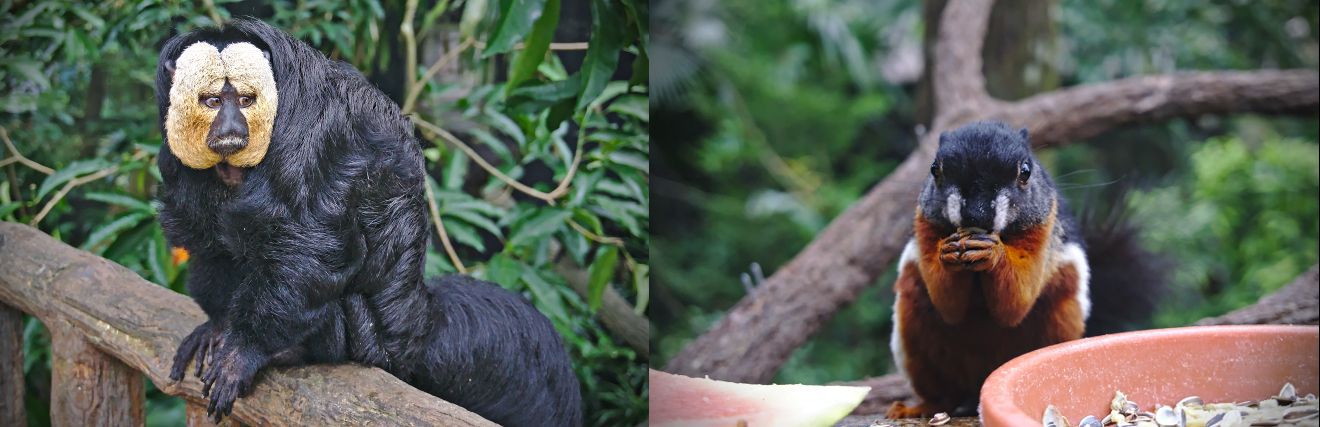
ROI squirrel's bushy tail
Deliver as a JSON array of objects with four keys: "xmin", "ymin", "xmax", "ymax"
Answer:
[{"xmin": 1078, "ymin": 198, "xmax": 1170, "ymax": 336}]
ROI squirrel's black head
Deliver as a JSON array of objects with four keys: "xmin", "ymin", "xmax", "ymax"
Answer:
[{"xmin": 918, "ymin": 121, "xmax": 1056, "ymax": 235}]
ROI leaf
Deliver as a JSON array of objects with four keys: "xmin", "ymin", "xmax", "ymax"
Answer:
[
  {"xmin": 443, "ymin": 220, "xmax": 485, "ymax": 252},
  {"xmin": 84, "ymin": 192, "xmax": 154, "ymax": 213},
  {"xmin": 507, "ymin": 74, "xmax": 581, "ymax": 111},
  {"xmin": 572, "ymin": 207, "xmax": 604, "ymax": 234},
  {"xmin": 508, "ymin": 208, "xmax": 571, "ymax": 247},
  {"xmin": 146, "ymin": 234, "xmax": 168, "ymax": 286},
  {"xmin": 444, "ymin": 208, "xmax": 503, "ymax": 239},
  {"xmin": 520, "ymin": 266, "xmax": 568, "ymax": 324},
  {"xmin": 7, "ymin": 60, "xmax": 49, "ymax": 89},
  {"xmin": 82, "ymin": 212, "xmax": 150, "ymax": 254},
  {"xmin": 506, "ymin": 0, "xmax": 560, "ymax": 91},
  {"xmin": 485, "ymin": 252, "xmax": 523, "ymax": 289},
  {"xmin": 443, "ymin": 149, "xmax": 469, "ymax": 190},
  {"xmin": 608, "ymin": 151, "xmax": 649, "ymax": 174},
  {"xmin": 621, "ymin": 0, "xmax": 648, "ymax": 50},
  {"xmin": 632, "ymin": 263, "xmax": 649, "ymax": 315},
  {"xmin": 36, "ymin": 159, "xmax": 110, "ymax": 201},
  {"xmin": 71, "ymin": 6, "xmax": 106, "ymax": 30},
  {"xmin": 586, "ymin": 246, "xmax": 618, "ymax": 311},
  {"xmin": 0, "ymin": 202, "xmax": 20, "ymax": 219},
  {"xmin": 425, "ymin": 247, "xmax": 457, "ymax": 277},
  {"xmin": 482, "ymin": 107, "xmax": 528, "ymax": 148},
  {"xmin": 483, "ymin": 0, "xmax": 549, "ymax": 57},
  {"xmin": 606, "ymin": 93, "xmax": 648, "ymax": 122},
  {"xmin": 575, "ymin": 0, "xmax": 626, "ymax": 110}
]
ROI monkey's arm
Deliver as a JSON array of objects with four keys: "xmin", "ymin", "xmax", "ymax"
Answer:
[
  {"xmin": 199, "ymin": 183, "xmax": 364, "ymax": 420},
  {"xmin": 168, "ymin": 252, "xmax": 246, "ymax": 381}
]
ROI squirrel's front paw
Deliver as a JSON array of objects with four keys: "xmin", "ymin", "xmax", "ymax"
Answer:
[{"xmin": 938, "ymin": 232, "xmax": 1001, "ymax": 271}]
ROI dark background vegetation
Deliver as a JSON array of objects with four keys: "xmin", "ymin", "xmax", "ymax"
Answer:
[
  {"xmin": 652, "ymin": 0, "xmax": 1319, "ymax": 385},
  {"xmin": 1, "ymin": 0, "xmax": 647, "ymax": 425}
]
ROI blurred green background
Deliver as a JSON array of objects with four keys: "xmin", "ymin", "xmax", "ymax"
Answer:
[
  {"xmin": 1, "ymin": 0, "xmax": 647, "ymax": 426},
  {"xmin": 651, "ymin": 0, "xmax": 1319, "ymax": 386}
]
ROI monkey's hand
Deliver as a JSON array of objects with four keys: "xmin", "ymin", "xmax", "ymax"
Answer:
[
  {"xmin": 170, "ymin": 321, "xmax": 221, "ymax": 382},
  {"xmin": 200, "ymin": 333, "xmax": 268, "ymax": 422},
  {"xmin": 938, "ymin": 231, "xmax": 1002, "ymax": 272}
]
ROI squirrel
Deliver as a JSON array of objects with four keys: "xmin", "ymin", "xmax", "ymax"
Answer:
[{"xmin": 885, "ymin": 121, "xmax": 1163, "ymax": 418}]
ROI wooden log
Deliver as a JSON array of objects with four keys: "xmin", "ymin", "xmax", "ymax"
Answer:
[
  {"xmin": 186, "ymin": 402, "xmax": 239, "ymax": 427},
  {"xmin": 0, "ymin": 303, "xmax": 24, "ymax": 427},
  {"xmin": 49, "ymin": 317, "xmax": 144, "ymax": 426},
  {"xmin": 0, "ymin": 221, "xmax": 496, "ymax": 426},
  {"xmin": 1196, "ymin": 265, "xmax": 1319, "ymax": 326}
]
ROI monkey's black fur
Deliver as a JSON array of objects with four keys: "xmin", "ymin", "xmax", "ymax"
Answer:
[{"xmin": 155, "ymin": 18, "xmax": 582, "ymax": 425}]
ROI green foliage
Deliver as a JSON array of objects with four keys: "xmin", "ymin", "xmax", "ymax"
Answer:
[
  {"xmin": 650, "ymin": 0, "xmax": 913, "ymax": 385},
  {"xmin": 2, "ymin": 1, "xmax": 647, "ymax": 426},
  {"xmin": 1131, "ymin": 136, "xmax": 1320, "ymax": 327}
]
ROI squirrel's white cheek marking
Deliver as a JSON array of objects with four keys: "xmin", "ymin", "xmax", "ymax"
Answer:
[
  {"xmin": 946, "ymin": 191, "xmax": 963, "ymax": 227},
  {"xmin": 992, "ymin": 191, "xmax": 1009, "ymax": 233},
  {"xmin": 1058, "ymin": 242, "xmax": 1092, "ymax": 320}
]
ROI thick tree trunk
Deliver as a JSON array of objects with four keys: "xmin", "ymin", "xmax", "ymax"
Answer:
[{"xmin": 664, "ymin": 0, "xmax": 1320, "ymax": 384}]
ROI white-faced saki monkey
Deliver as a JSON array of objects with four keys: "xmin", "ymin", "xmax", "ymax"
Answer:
[{"xmin": 154, "ymin": 18, "xmax": 582, "ymax": 425}]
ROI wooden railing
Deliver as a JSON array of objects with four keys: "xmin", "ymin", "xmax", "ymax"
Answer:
[{"xmin": 0, "ymin": 221, "xmax": 497, "ymax": 426}]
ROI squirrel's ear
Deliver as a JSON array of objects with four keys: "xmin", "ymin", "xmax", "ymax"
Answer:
[{"xmin": 1019, "ymin": 127, "xmax": 1029, "ymax": 141}]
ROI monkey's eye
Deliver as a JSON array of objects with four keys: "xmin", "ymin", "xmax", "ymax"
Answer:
[
  {"xmin": 930, "ymin": 161, "xmax": 942, "ymax": 182},
  {"xmin": 1017, "ymin": 160, "xmax": 1032, "ymax": 186},
  {"xmin": 202, "ymin": 97, "xmax": 222, "ymax": 109},
  {"xmin": 238, "ymin": 96, "xmax": 254, "ymax": 108}
]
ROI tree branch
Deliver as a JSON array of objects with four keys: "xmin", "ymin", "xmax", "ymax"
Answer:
[
  {"xmin": 402, "ymin": 37, "xmax": 476, "ymax": 115},
  {"xmin": 0, "ymin": 127, "xmax": 54, "ymax": 175},
  {"xmin": 932, "ymin": 0, "xmax": 995, "ymax": 111},
  {"xmin": 996, "ymin": 70, "xmax": 1320, "ymax": 147},
  {"xmin": 424, "ymin": 178, "xmax": 467, "ymax": 273},
  {"xmin": 411, "ymin": 114, "xmax": 583, "ymax": 205},
  {"xmin": 29, "ymin": 151, "xmax": 149, "ymax": 226}
]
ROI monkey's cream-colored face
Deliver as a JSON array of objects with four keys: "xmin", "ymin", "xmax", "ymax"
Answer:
[{"xmin": 165, "ymin": 42, "xmax": 278, "ymax": 170}]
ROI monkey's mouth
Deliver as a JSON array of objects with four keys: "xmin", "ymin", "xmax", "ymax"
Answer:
[{"xmin": 215, "ymin": 162, "xmax": 246, "ymax": 187}]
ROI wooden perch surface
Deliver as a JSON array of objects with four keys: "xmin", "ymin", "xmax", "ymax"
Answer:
[
  {"xmin": 666, "ymin": 0, "xmax": 1320, "ymax": 387},
  {"xmin": 0, "ymin": 221, "xmax": 496, "ymax": 426}
]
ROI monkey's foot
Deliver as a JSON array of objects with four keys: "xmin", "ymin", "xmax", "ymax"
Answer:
[
  {"xmin": 200, "ymin": 336, "xmax": 268, "ymax": 422},
  {"xmin": 170, "ymin": 321, "xmax": 221, "ymax": 382},
  {"xmin": 885, "ymin": 400, "xmax": 948, "ymax": 419}
]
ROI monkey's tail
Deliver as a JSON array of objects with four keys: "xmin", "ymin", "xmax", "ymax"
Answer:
[{"xmin": 1077, "ymin": 196, "xmax": 1171, "ymax": 336}]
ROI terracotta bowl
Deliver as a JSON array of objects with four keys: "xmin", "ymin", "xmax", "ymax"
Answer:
[{"xmin": 980, "ymin": 325, "xmax": 1320, "ymax": 426}]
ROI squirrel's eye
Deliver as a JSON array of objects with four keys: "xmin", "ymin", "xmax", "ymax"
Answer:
[{"xmin": 1018, "ymin": 160, "xmax": 1032, "ymax": 185}]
